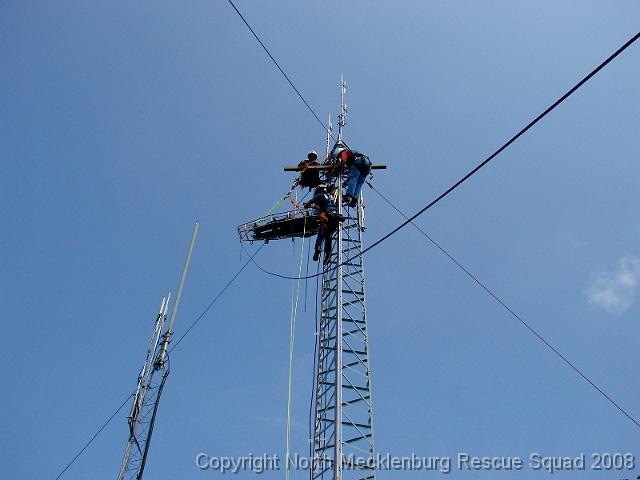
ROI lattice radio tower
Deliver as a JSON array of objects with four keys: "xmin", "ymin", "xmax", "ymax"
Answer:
[
  {"xmin": 117, "ymin": 222, "xmax": 199, "ymax": 480},
  {"xmin": 310, "ymin": 76, "xmax": 377, "ymax": 480},
  {"xmin": 238, "ymin": 77, "xmax": 383, "ymax": 480}
]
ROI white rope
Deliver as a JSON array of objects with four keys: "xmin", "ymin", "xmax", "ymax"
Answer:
[{"xmin": 285, "ymin": 212, "xmax": 307, "ymax": 480}]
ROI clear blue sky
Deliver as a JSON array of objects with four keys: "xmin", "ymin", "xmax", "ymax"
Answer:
[{"xmin": 2, "ymin": 1, "xmax": 639, "ymax": 479}]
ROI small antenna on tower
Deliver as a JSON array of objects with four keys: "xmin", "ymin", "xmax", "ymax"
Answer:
[
  {"xmin": 338, "ymin": 74, "xmax": 347, "ymax": 140},
  {"xmin": 325, "ymin": 113, "xmax": 333, "ymax": 159}
]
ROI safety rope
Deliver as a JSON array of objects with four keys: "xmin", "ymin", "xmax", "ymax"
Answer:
[
  {"xmin": 308, "ymin": 261, "xmax": 320, "ymax": 465},
  {"xmin": 257, "ymin": 180, "xmax": 300, "ymax": 220},
  {"xmin": 284, "ymin": 217, "xmax": 307, "ymax": 480},
  {"xmin": 303, "ymin": 234, "xmax": 311, "ymax": 312},
  {"xmin": 256, "ymin": 177, "xmax": 314, "ymax": 222},
  {"xmin": 289, "ymin": 195, "xmax": 303, "ymax": 210}
]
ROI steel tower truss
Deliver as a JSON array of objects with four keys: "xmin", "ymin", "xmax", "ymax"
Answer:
[
  {"xmin": 117, "ymin": 222, "xmax": 199, "ymax": 480},
  {"xmin": 117, "ymin": 296, "xmax": 171, "ymax": 480},
  {"xmin": 311, "ymin": 177, "xmax": 376, "ymax": 480}
]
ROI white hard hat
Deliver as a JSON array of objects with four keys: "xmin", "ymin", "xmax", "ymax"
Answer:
[
  {"xmin": 331, "ymin": 141, "xmax": 348, "ymax": 158},
  {"xmin": 307, "ymin": 150, "xmax": 318, "ymax": 159}
]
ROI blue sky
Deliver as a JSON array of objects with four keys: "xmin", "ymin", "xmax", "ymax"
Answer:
[{"xmin": 2, "ymin": 1, "xmax": 639, "ymax": 479}]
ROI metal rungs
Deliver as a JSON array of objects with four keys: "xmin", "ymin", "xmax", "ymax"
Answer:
[
  {"xmin": 317, "ymin": 404, "xmax": 336, "ymax": 413},
  {"xmin": 343, "ymin": 383, "xmax": 370, "ymax": 392},
  {"xmin": 344, "ymin": 433, "xmax": 373, "ymax": 444},
  {"xmin": 342, "ymin": 296, "xmax": 365, "ymax": 306},
  {"xmin": 342, "ymin": 289, "xmax": 365, "ymax": 297},
  {"xmin": 343, "ymin": 395, "xmax": 370, "ymax": 406},
  {"xmin": 343, "ymin": 348, "xmax": 367, "ymax": 356},
  {"xmin": 344, "ymin": 359, "xmax": 368, "ymax": 369},
  {"xmin": 339, "ymin": 262, "xmax": 363, "ymax": 268},
  {"xmin": 318, "ymin": 367, "xmax": 336, "ymax": 377},
  {"xmin": 343, "ymin": 318, "xmax": 366, "ymax": 325},
  {"xmin": 345, "ymin": 327, "xmax": 366, "ymax": 337},
  {"xmin": 318, "ymin": 345, "xmax": 336, "ymax": 352},
  {"xmin": 320, "ymin": 380, "xmax": 337, "ymax": 386},
  {"xmin": 315, "ymin": 422, "xmax": 336, "ymax": 438},
  {"xmin": 320, "ymin": 334, "xmax": 337, "ymax": 344},
  {"xmin": 342, "ymin": 421, "xmax": 372, "ymax": 429},
  {"xmin": 317, "ymin": 442, "xmax": 335, "ymax": 450},
  {"xmin": 342, "ymin": 300, "xmax": 364, "ymax": 310}
]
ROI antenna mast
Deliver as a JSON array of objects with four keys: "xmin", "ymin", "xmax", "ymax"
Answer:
[
  {"xmin": 325, "ymin": 113, "xmax": 333, "ymax": 159},
  {"xmin": 117, "ymin": 222, "xmax": 199, "ymax": 480},
  {"xmin": 338, "ymin": 74, "xmax": 347, "ymax": 141}
]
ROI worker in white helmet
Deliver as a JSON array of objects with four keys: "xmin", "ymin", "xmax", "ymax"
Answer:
[
  {"xmin": 297, "ymin": 150, "xmax": 321, "ymax": 190},
  {"xmin": 331, "ymin": 141, "xmax": 371, "ymax": 207}
]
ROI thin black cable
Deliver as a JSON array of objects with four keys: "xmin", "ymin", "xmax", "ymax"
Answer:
[
  {"xmin": 55, "ymin": 245, "xmax": 265, "ymax": 479},
  {"xmin": 169, "ymin": 242, "xmax": 266, "ymax": 353},
  {"xmin": 368, "ymin": 181, "xmax": 640, "ymax": 429},
  {"xmin": 245, "ymin": 30, "xmax": 640, "ymax": 281},
  {"xmin": 226, "ymin": 0, "xmax": 329, "ymax": 134},
  {"xmin": 54, "ymin": 393, "xmax": 133, "ymax": 480}
]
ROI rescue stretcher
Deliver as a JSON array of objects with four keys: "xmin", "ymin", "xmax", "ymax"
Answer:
[{"xmin": 237, "ymin": 209, "xmax": 320, "ymax": 242}]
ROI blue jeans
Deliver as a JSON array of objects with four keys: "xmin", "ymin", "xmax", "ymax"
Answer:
[
  {"xmin": 346, "ymin": 155, "xmax": 371, "ymax": 199},
  {"xmin": 314, "ymin": 213, "xmax": 338, "ymax": 255}
]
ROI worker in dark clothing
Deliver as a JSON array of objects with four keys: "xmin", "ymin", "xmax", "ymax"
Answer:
[
  {"xmin": 331, "ymin": 141, "xmax": 371, "ymax": 207},
  {"xmin": 297, "ymin": 150, "xmax": 321, "ymax": 189},
  {"xmin": 304, "ymin": 184, "xmax": 340, "ymax": 263}
]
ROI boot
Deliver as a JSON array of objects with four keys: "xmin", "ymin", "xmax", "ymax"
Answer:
[
  {"xmin": 343, "ymin": 193, "xmax": 354, "ymax": 205},
  {"xmin": 313, "ymin": 250, "xmax": 320, "ymax": 262}
]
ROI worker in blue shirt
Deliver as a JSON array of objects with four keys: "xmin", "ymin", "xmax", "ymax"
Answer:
[
  {"xmin": 331, "ymin": 140, "xmax": 371, "ymax": 207},
  {"xmin": 304, "ymin": 184, "xmax": 340, "ymax": 263}
]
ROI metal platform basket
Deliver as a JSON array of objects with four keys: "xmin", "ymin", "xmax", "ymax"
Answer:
[{"xmin": 238, "ymin": 208, "xmax": 320, "ymax": 242}]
